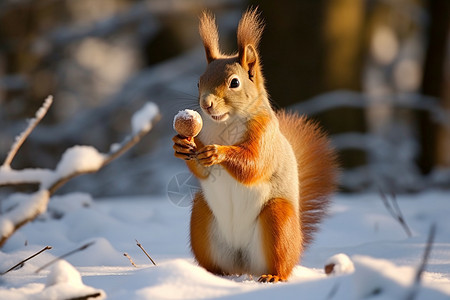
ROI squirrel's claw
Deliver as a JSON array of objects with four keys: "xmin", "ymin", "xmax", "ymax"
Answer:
[
  {"xmin": 258, "ymin": 275, "xmax": 284, "ymax": 283},
  {"xmin": 172, "ymin": 135, "xmax": 196, "ymax": 150},
  {"xmin": 173, "ymin": 143, "xmax": 196, "ymax": 154},
  {"xmin": 174, "ymin": 151, "xmax": 195, "ymax": 160},
  {"xmin": 197, "ymin": 144, "xmax": 224, "ymax": 166},
  {"xmin": 172, "ymin": 135, "xmax": 196, "ymax": 160}
]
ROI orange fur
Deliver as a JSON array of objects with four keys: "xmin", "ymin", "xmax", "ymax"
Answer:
[
  {"xmin": 188, "ymin": 111, "xmax": 272, "ymax": 185},
  {"xmin": 277, "ymin": 111, "xmax": 339, "ymax": 248},
  {"xmin": 259, "ymin": 198, "xmax": 302, "ymax": 281},
  {"xmin": 175, "ymin": 8, "xmax": 338, "ymax": 282},
  {"xmin": 219, "ymin": 112, "xmax": 272, "ymax": 185},
  {"xmin": 190, "ymin": 192, "xmax": 224, "ymax": 275}
]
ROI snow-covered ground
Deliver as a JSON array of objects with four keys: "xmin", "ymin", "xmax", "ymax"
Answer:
[{"xmin": 1, "ymin": 191, "xmax": 449, "ymax": 299}]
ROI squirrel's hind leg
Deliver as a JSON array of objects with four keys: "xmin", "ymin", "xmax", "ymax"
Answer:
[
  {"xmin": 190, "ymin": 192, "xmax": 225, "ymax": 275},
  {"xmin": 258, "ymin": 198, "xmax": 302, "ymax": 282}
]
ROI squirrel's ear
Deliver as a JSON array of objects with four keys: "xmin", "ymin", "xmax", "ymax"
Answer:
[
  {"xmin": 199, "ymin": 11, "xmax": 220, "ymax": 64},
  {"xmin": 239, "ymin": 44, "xmax": 258, "ymax": 79},
  {"xmin": 237, "ymin": 8, "xmax": 264, "ymax": 80}
]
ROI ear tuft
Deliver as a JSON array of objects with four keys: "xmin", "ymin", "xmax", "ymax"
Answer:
[
  {"xmin": 237, "ymin": 8, "xmax": 264, "ymax": 55},
  {"xmin": 237, "ymin": 8, "xmax": 264, "ymax": 78},
  {"xmin": 199, "ymin": 11, "xmax": 220, "ymax": 64}
]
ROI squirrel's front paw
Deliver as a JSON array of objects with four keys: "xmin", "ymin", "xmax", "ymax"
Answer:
[
  {"xmin": 172, "ymin": 135, "xmax": 196, "ymax": 160},
  {"xmin": 197, "ymin": 145, "xmax": 225, "ymax": 166}
]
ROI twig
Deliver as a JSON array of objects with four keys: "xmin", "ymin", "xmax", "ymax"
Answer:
[
  {"xmin": 35, "ymin": 242, "xmax": 95, "ymax": 273},
  {"xmin": 124, "ymin": 253, "xmax": 137, "ymax": 268},
  {"xmin": 47, "ymin": 113, "xmax": 161, "ymax": 194},
  {"xmin": 325, "ymin": 281, "xmax": 340, "ymax": 300},
  {"xmin": 0, "ymin": 99, "xmax": 160, "ymax": 248},
  {"xmin": 65, "ymin": 292, "xmax": 102, "ymax": 300},
  {"xmin": 390, "ymin": 193, "xmax": 412, "ymax": 237},
  {"xmin": 1, "ymin": 245, "xmax": 52, "ymax": 275},
  {"xmin": 2, "ymin": 96, "xmax": 53, "ymax": 169},
  {"xmin": 405, "ymin": 223, "xmax": 436, "ymax": 300},
  {"xmin": 135, "ymin": 239, "xmax": 156, "ymax": 266},
  {"xmin": 379, "ymin": 189, "xmax": 412, "ymax": 238}
]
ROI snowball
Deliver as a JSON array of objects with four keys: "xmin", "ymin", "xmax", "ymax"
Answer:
[
  {"xmin": 45, "ymin": 260, "xmax": 83, "ymax": 288},
  {"xmin": 55, "ymin": 146, "xmax": 105, "ymax": 178},
  {"xmin": 131, "ymin": 102, "xmax": 159, "ymax": 134},
  {"xmin": 324, "ymin": 253, "xmax": 355, "ymax": 275}
]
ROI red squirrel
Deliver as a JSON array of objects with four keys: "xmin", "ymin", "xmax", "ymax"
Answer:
[{"xmin": 172, "ymin": 9, "xmax": 338, "ymax": 283}]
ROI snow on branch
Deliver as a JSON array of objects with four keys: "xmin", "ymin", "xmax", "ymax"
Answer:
[
  {"xmin": 1, "ymin": 96, "xmax": 53, "ymax": 169},
  {"xmin": 0, "ymin": 97, "xmax": 160, "ymax": 247}
]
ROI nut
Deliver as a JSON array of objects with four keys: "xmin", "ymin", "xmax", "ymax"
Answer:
[{"xmin": 173, "ymin": 109, "xmax": 203, "ymax": 138}]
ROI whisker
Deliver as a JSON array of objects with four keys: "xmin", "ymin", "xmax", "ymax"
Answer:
[{"xmin": 167, "ymin": 99, "xmax": 200, "ymax": 111}]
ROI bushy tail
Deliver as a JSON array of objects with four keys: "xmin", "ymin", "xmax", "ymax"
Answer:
[{"xmin": 277, "ymin": 111, "xmax": 339, "ymax": 249}]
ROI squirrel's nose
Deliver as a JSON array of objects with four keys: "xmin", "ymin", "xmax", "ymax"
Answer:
[{"xmin": 201, "ymin": 95, "xmax": 214, "ymax": 111}]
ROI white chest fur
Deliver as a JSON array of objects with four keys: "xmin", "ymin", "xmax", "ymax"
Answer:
[
  {"xmin": 200, "ymin": 166, "xmax": 269, "ymax": 247},
  {"xmin": 200, "ymin": 165, "xmax": 269, "ymax": 275},
  {"xmin": 197, "ymin": 115, "xmax": 270, "ymax": 274},
  {"xmin": 198, "ymin": 116, "xmax": 269, "ymax": 246}
]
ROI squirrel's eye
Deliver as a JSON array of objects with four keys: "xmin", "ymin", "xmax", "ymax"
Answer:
[{"xmin": 229, "ymin": 78, "xmax": 240, "ymax": 89}]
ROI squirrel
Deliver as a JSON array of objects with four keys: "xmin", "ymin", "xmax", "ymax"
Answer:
[{"xmin": 172, "ymin": 9, "xmax": 338, "ymax": 283}]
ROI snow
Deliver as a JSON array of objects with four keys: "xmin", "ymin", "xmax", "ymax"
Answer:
[
  {"xmin": 131, "ymin": 102, "xmax": 159, "ymax": 135},
  {"xmin": 0, "ymin": 190, "xmax": 50, "ymax": 238},
  {"xmin": 172, "ymin": 109, "xmax": 202, "ymax": 130},
  {"xmin": 352, "ymin": 255, "xmax": 414, "ymax": 299},
  {"xmin": 0, "ymin": 168, "xmax": 53, "ymax": 186},
  {"xmin": 0, "ymin": 192, "xmax": 449, "ymax": 299},
  {"xmin": 41, "ymin": 260, "xmax": 105, "ymax": 300},
  {"xmin": 325, "ymin": 253, "xmax": 355, "ymax": 275},
  {"xmin": 35, "ymin": 96, "xmax": 54, "ymax": 120},
  {"xmin": 45, "ymin": 260, "xmax": 84, "ymax": 287},
  {"xmin": 55, "ymin": 145, "xmax": 105, "ymax": 178}
]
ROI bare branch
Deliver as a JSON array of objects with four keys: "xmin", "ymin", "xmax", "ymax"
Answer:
[
  {"xmin": 379, "ymin": 188, "xmax": 412, "ymax": 238},
  {"xmin": 124, "ymin": 253, "xmax": 137, "ymax": 268},
  {"xmin": 1, "ymin": 245, "xmax": 52, "ymax": 275},
  {"xmin": 0, "ymin": 98, "xmax": 160, "ymax": 248},
  {"xmin": 326, "ymin": 281, "xmax": 340, "ymax": 300},
  {"xmin": 35, "ymin": 241, "xmax": 95, "ymax": 273},
  {"xmin": 1, "ymin": 96, "xmax": 53, "ymax": 169},
  {"xmin": 46, "ymin": 112, "xmax": 161, "ymax": 194},
  {"xmin": 65, "ymin": 292, "xmax": 103, "ymax": 300},
  {"xmin": 136, "ymin": 239, "xmax": 157, "ymax": 266},
  {"xmin": 0, "ymin": 190, "xmax": 50, "ymax": 247},
  {"xmin": 406, "ymin": 223, "xmax": 436, "ymax": 300}
]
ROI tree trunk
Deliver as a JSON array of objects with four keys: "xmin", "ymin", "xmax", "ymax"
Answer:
[{"xmin": 418, "ymin": 0, "xmax": 450, "ymax": 173}]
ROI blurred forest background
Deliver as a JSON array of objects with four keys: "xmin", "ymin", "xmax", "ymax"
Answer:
[{"xmin": 0, "ymin": 0, "xmax": 449, "ymax": 197}]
